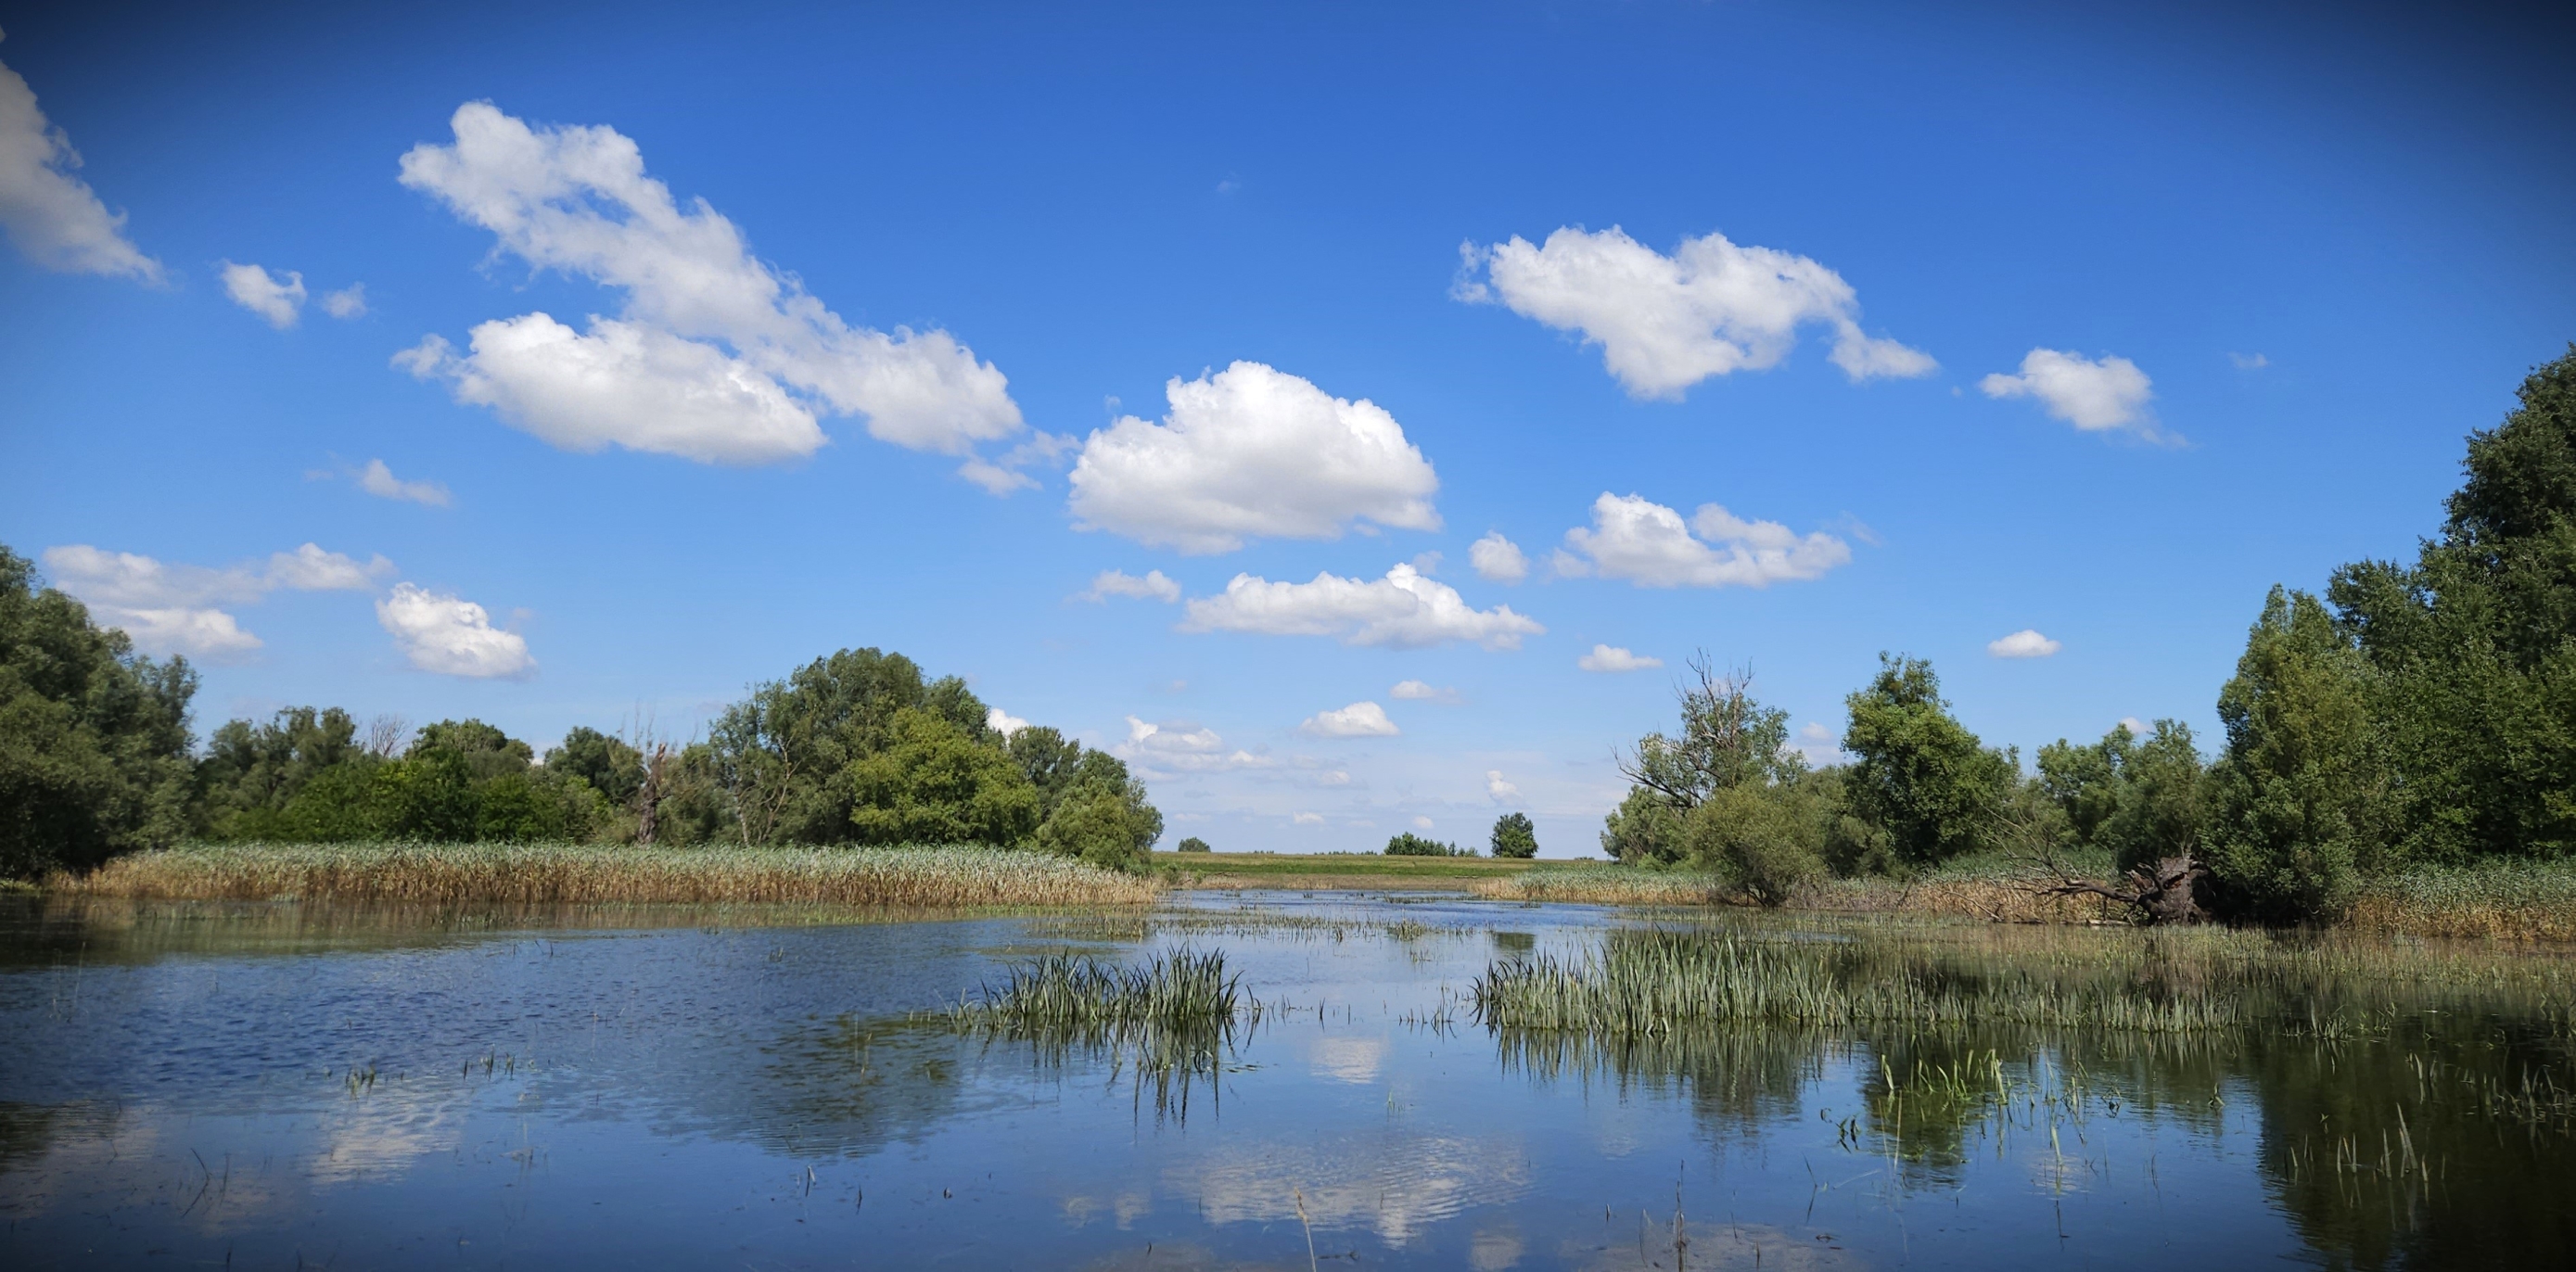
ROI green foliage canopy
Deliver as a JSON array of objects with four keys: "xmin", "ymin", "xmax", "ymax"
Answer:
[
  {"xmin": 1489, "ymin": 811, "xmax": 1538, "ymax": 859},
  {"xmin": 0, "ymin": 547, "xmax": 197, "ymax": 877},
  {"xmin": 1841, "ymin": 655, "xmax": 2014, "ymax": 869}
]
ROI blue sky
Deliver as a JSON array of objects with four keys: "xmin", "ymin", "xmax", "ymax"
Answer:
[{"xmin": 5, "ymin": 0, "xmax": 2571, "ymax": 855}]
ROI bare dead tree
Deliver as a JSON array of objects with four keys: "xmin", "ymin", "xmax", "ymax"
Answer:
[
  {"xmin": 361, "ymin": 714, "xmax": 411, "ymax": 759},
  {"xmin": 2025, "ymin": 847, "xmax": 2207, "ymax": 925},
  {"xmin": 624, "ymin": 710, "xmax": 677, "ymax": 846}
]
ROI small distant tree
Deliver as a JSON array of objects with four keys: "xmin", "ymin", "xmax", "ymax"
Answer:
[
  {"xmin": 1489, "ymin": 812, "xmax": 1538, "ymax": 859},
  {"xmin": 1176, "ymin": 836, "xmax": 1212, "ymax": 853},
  {"xmin": 1385, "ymin": 832, "xmax": 1466, "ymax": 857}
]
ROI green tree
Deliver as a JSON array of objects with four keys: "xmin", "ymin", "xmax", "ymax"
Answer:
[
  {"xmin": 546, "ymin": 726, "xmax": 642, "ymax": 807},
  {"xmin": 1683, "ymin": 779, "xmax": 1830, "ymax": 905},
  {"xmin": 844, "ymin": 708, "xmax": 1041, "ymax": 846},
  {"xmin": 1600, "ymin": 785, "xmax": 1685, "ymax": 864},
  {"xmin": 1841, "ymin": 655, "xmax": 2014, "ymax": 869},
  {"xmin": 1176, "ymin": 836, "xmax": 1212, "ymax": 853},
  {"xmin": 195, "ymin": 706, "xmax": 367, "ymax": 839},
  {"xmin": 2328, "ymin": 347, "xmax": 2576, "ymax": 861},
  {"xmin": 2203, "ymin": 588, "xmax": 2396, "ymax": 922},
  {"xmin": 2036, "ymin": 719, "xmax": 2208, "ymax": 872},
  {"xmin": 0, "ymin": 546, "xmax": 197, "ymax": 877},
  {"xmin": 711, "ymin": 648, "xmax": 992, "ymax": 845},
  {"xmin": 1034, "ymin": 774, "xmax": 1163, "ymax": 870},
  {"xmin": 1489, "ymin": 811, "xmax": 1538, "ymax": 859}
]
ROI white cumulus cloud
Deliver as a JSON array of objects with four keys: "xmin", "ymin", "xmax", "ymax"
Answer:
[
  {"xmin": 1560, "ymin": 492, "xmax": 1850, "ymax": 588},
  {"xmin": 1116, "ymin": 716, "xmax": 1270, "ymax": 774},
  {"xmin": 1980, "ymin": 349, "xmax": 2158, "ymax": 436},
  {"xmin": 1180, "ymin": 563, "xmax": 1543, "ymax": 650},
  {"xmin": 221, "ymin": 261, "xmax": 306, "ymax": 327},
  {"xmin": 2117, "ymin": 715, "xmax": 2151, "ymax": 737},
  {"xmin": 1299, "ymin": 701, "xmax": 1400, "ymax": 738},
  {"xmin": 1389, "ymin": 679, "xmax": 1460, "ymax": 703},
  {"xmin": 1486, "ymin": 770, "xmax": 1522, "ymax": 805},
  {"xmin": 1469, "ymin": 531, "xmax": 1528, "ymax": 584},
  {"xmin": 41, "ymin": 541, "xmax": 391, "ymax": 660},
  {"xmin": 986, "ymin": 706, "xmax": 1029, "ymax": 737},
  {"xmin": 322, "ymin": 284, "xmax": 367, "ymax": 319},
  {"xmin": 376, "ymin": 581, "xmax": 533, "ymax": 678},
  {"xmin": 1455, "ymin": 226, "xmax": 1932, "ymax": 399},
  {"xmin": 1067, "ymin": 361, "xmax": 1441, "ymax": 553},
  {"xmin": 1987, "ymin": 629, "xmax": 2062, "ymax": 658},
  {"xmin": 0, "ymin": 38, "xmax": 160, "ymax": 281},
  {"xmin": 395, "ymin": 102, "xmax": 1025, "ymax": 481},
  {"xmin": 1410, "ymin": 815, "xmax": 1435, "ymax": 831},
  {"xmin": 1577, "ymin": 643, "xmax": 1663, "ymax": 673},
  {"xmin": 1078, "ymin": 568, "xmax": 1180, "ymax": 604},
  {"xmin": 357, "ymin": 458, "xmax": 452, "ymax": 507}
]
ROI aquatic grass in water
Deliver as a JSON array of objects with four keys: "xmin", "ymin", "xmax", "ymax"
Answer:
[
  {"xmin": 57, "ymin": 842, "xmax": 1162, "ymax": 909},
  {"xmin": 945, "ymin": 948, "xmax": 1243, "ymax": 1032},
  {"xmin": 1473, "ymin": 928, "xmax": 2245, "ymax": 1034},
  {"xmin": 940, "ymin": 948, "xmax": 1248, "ymax": 1125}
]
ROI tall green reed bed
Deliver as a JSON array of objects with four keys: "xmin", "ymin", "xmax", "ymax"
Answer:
[
  {"xmin": 1473, "ymin": 919, "xmax": 2576, "ymax": 1037},
  {"xmin": 57, "ymin": 841, "xmax": 1163, "ymax": 909},
  {"xmin": 1473, "ymin": 928, "xmax": 2246, "ymax": 1034}
]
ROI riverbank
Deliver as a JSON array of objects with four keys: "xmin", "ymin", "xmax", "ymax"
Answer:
[
  {"xmin": 57, "ymin": 842, "xmax": 1163, "ymax": 909},
  {"xmin": 1473, "ymin": 856, "xmax": 2576, "ymax": 942},
  {"xmin": 1157, "ymin": 850, "xmax": 1542, "ymax": 890}
]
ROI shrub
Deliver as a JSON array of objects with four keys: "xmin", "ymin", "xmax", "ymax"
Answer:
[
  {"xmin": 1683, "ymin": 782, "xmax": 1826, "ymax": 906},
  {"xmin": 1176, "ymin": 836, "xmax": 1212, "ymax": 853},
  {"xmin": 1600, "ymin": 787, "xmax": 1684, "ymax": 864},
  {"xmin": 1035, "ymin": 778, "xmax": 1162, "ymax": 871}
]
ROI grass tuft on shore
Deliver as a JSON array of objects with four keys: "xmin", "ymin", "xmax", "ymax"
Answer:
[{"xmin": 57, "ymin": 841, "xmax": 1162, "ymax": 909}]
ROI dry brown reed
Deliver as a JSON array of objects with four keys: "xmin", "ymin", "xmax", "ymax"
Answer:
[
  {"xmin": 58, "ymin": 842, "xmax": 1163, "ymax": 909},
  {"xmin": 2345, "ymin": 862, "xmax": 2576, "ymax": 942}
]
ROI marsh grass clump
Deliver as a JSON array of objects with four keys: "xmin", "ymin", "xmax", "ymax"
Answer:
[
  {"xmin": 1473, "ymin": 928, "xmax": 2244, "ymax": 1034},
  {"xmin": 946, "ymin": 948, "xmax": 1242, "ymax": 1032},
  {"xmin": 939, "ymin": 948, "xmax": 1249, "ymax": 1124},
  {"xmin": 58, "ymin": 841, "xmax": 1163, "ymax": 909}
]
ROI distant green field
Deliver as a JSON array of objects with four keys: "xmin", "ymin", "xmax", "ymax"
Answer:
[{"xmin": 1156, "ymin": 851, "xmax": 1564, "ymax": 885}]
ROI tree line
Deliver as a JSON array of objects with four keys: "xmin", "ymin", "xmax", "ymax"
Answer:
[
  {"xmin": 1603, "ymin": 348, "xmax": 2576, "ymax": 922},
  {"xmin": 0, "ymin": 576, "xmax": 1161, "ymax": 877}
]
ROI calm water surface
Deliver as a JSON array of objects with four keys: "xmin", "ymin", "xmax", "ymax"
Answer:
[{"xmin": 1, "ymin": 891, "xmax": 2570, "ymax": 1269}]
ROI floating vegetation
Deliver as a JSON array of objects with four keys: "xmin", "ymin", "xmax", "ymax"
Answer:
[{"xmin": 57, "ymin": 842, "xmax": 1163, "ymax": 909}]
